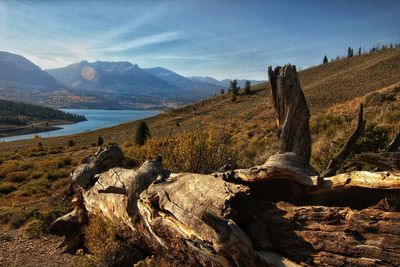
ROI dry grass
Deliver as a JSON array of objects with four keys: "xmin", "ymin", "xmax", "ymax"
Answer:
[
  {"xmin": 0, "ymin": 47, "xmax": 399, "ymax": 232},
  {"xmin": 0, "ymin": 144, "xmax": 94, "ymax": 231},
  {"xmin": 84, "ymin": 216, "xmax": 147, "ymax": 266}
]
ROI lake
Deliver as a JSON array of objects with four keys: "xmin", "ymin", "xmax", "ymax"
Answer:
[{"xmin": 1, "ymin": 109, "xmax": 157, "ymax": 142}]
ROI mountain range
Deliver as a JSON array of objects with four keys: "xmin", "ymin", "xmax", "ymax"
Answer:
[
  {"xmin": 0, "ymin": 51, "xmax": 60, "ymax": 90},
  {"xmin": 188, "ymin": 76, "xmax": 261, "ymax": 89},
  {"xmin": 0, "ymin": 51, "xmax": 263, "ymax": 109}
]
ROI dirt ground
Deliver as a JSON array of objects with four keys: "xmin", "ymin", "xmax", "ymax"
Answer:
[{"xmin": 0, "ymin": 231, "xmax": 78, "ymax": 267}]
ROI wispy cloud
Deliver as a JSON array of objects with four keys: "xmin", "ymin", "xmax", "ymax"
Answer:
[
  {"xmin": 97, "ymin": 31, "xmax": 184, "ymax": 53},
  {"xmin": 1, "ymin": 1, "xmax": 399, "ymax": 79}
]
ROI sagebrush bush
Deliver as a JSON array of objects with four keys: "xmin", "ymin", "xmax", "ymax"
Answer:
[
  {"xmin": 144, "ymin": 128, "xmax": 236, "ymax": 173},
  {"xmin": 23, "ymin": 219, "xmax": 45, "ymax": 239},
  {"xmin": 6, "ymin": 171, "xmax": 30, "ymax": 183},
  {"xmin": 353, "ymin": 123, "xmax": 389, "ymax": 154},
  {"xmin": 26, "ymin": 210, "xmax": 66, "ymax": 238},
  {"xmin": 46, "ymin": 169, "xmax": 69, "ymax": 181},
  {"xmin": 18, "ymin": 161, "xmax": 34, "ymax": 171},
  {"xmin": 47, "ymin": 147, "xmax": 63, "ymax": 155},
  {"xmin": 84, "ymin": 216, "xmax": 145, "ymax": 266},
  {"xmin": 311, "ymin": 114, "xmax": 344, "ymax": 134},
  {"xmin": 0, "ymin": 183, "xmax": 17, "ymax": 195},
  {"xmin": 19, "ymin": 178, "xmax": 49, "ymax": 196},
  {"xmin": 29, "ymin": 170, "xmax": 44, "ymax": 179},
  {"xmin": 10, "ymin": 209, "xmax": 35, "ymax": 229}
]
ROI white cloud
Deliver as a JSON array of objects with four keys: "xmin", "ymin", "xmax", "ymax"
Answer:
[{"xmin": 97, "ymin": 31, "xmax": 184, "ymax": 53}]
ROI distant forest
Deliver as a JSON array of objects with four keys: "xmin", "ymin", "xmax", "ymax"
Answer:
[{"xmin": 0, "ymin": 99, "xmax": 86, "ymax": 125}]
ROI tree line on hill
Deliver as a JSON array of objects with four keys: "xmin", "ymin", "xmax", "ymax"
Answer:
[
  {"xmin": 219, "ymin": 80, "xmax": 252, "ymax": 102},
  {"xmin": 0, "ymin": 99, "xmax": 86, "ymax": 126},
  {"xmin": 323, "ymin": 42, "xmax": 399, "ymax": 64}
]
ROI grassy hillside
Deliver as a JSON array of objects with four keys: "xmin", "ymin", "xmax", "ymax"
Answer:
[{"xmin": 0, "ymin": 47, "xmax": 399, "ymax": 235}]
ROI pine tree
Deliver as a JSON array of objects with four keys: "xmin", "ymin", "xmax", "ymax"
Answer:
[
  {"xmin": 231, "ymin": 92, "xmax": 237, "ymax": 102},
  {"xmin": 347, "ymin": 46, "xmax": 354, "ymax": 58},
  {"xmin": 230, "ymin": 80, "xmax": 238, "ymax": 95},
  {"xmin": 220, "ymin": 89, "xmax": 225, "ymax": 95},
  {"xmin": 68, "ymin": 140, "xmax": 75, "ymax": 147},
  {"xmin": 135, "ymin": 121, "xmax": 150, "ymax": 145},
  {"xmin": 97, "ymin": 136, "xmax": 104, "ymax": 146},
  {"xmin": 244, "ymin": 80, "xmax": 251, "ymax": 94},
  {"xmin": 323, "ymin": 55, "xmax": 328, "ymax": 64}
]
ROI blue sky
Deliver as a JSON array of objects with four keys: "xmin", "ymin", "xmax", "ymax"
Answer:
[{"xmin": 1, "ymin": 0, "xmax": 399, "ymax": 80}]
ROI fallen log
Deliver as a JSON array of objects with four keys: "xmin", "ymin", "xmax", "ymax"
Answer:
[
  {"xmin": 353, "ymin": 152, "xmax": 400, "ymax": 172},
  {"xmin": 50, "ymin": 65, "xmax": 400, "ymax": 266}
]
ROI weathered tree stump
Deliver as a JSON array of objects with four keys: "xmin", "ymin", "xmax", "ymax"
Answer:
[{"xmin": 268, "ymin": 65, "xmax": 312, "ymax": 163}]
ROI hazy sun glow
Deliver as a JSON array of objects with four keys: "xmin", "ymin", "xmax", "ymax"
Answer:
[{"xmin": 81, "ymin": 66, "xmax": 96, "ymax": 81}]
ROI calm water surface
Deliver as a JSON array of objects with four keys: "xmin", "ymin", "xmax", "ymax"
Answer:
[{"xmin": 1, "ymin": 109, "xmax": 157, "ymax": 142}]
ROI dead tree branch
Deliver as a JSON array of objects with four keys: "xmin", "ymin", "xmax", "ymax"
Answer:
[
  {"xmin": 387, "ymin": 132, "xmax": 400, "ymax": 152},
  {"xmin": 321, "ymin": 103, "xmax": 366, "ymax": 178}
]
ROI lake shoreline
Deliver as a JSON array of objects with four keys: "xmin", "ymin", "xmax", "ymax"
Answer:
[
  {"xmin": 0, "ymin": 120, "xmax": 78, "ymax": 138},
  {"xmin": 0, "ymin": 109, "xmax": 157, "ymax": 143}
]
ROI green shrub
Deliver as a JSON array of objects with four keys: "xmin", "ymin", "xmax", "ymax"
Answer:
[
  {"xmin": 353, "ymin": 124, "xmax": 389, "ymax": 154},
  {"xmin": 0, "ymin": 210, "xmax": 13, "ymax": 224},
  {"xmin": 23, "ymin": 219, "xmax": 45, "ymax": 239},
  {"xmin": 28, "ymin": 151, "xmax": 47, "ymax": 157},
  {"xmin": 98, "ymin": 136, "xmax": 104, "ymax": 146},
  {"xmin": 10, "ymin": 210, "xmax": 35, "ymax": 229},
  {"xmin": 19, "ymin": 161, "xmax": 34, "ymax": 171},
  {"xmin": 145, "ymin": 128, "xmax": 235, "ymax": 173},
  {"xmin": 311, "ymin": 114, "xmax": 343, "ymax": 134},
  {"xmin": 29, "ymin": 170, "xmax": 44, "ymax": 179},
  {"xmin": 135, "ymin": 121, "xmax": 150, "ymax": 145},
  {"xmin": 124, "ymin": 157, "xmax": 139, "ymax": 168},
  {"xmin": 84, "ymin": 216, "xmax": 144, "ymax": 266},
  {"xmin": 47, "ymin": 147, "xmax": 63, "ymax": 155},
  {"xmin": 0, "ymin": 233, "xmax": 12, "ymax": 241},
  {"xmin": 0, "ymin": 183, "xmax": 17, "ymax": 195},
  {"xmin": 366, "ymin": 92, "xmax": 396, "ymax": 105},
  {"xmin": 20, "ymin": 179, "xmax": 49, "ymax": 195},
  {"xmin": 54, "ymin": 157, "xmax": 72, "ymax": 168},
  {"xmin": 46, "ymin": 169, "xmax": 69, "ymax": 181},
  {"xmin": 68, "ymin": 140, "xmax": 75, "ymax": 147},
  {"xmin": 6, "ymin": 171, "xmax": 29, "ymax": 183},
  {"xmin": 244, "ymin": 150, "xmax": 257, "ymax": 159},
  {"xmin": 23, "ymin": 209, "xmax": 67, "ymax": 238}
]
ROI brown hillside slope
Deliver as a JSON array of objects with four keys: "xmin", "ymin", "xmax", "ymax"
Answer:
[
  {"xmin": 0, "ymin": 48, "xmax": 399, "ymax": 243},
  {"xmin": 254, "ymin": 47, "xmax": 400, "ymax": 109},
  {"xmin": 1, "ymin": 48, "xmax": 399, "ymax": 158}
]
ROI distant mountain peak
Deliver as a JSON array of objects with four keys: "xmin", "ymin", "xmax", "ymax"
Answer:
[{"xmin": 0, "ymin": 51, "xmax": 60, "ymax": 90}]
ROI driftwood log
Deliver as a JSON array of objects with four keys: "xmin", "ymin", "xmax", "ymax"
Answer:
[{"xmin": 50, "ymin": 65, "xmax": 400, "ymax": 266}]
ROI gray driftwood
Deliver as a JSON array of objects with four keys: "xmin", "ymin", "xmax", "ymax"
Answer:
[
  {"xmin": 50, "ymin": 65, "xmax": 400, "ymax": 266},
  {"xmin": 268, "ymin": 65, "xmax": 312, "ymax": 164},
  {"xmin": 353, "ymin": 152, "xmax": 400, "ymax": 172},
  {"xmin": 321, "ymin": 103, "xmax": 366, "ymax": 178}
]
